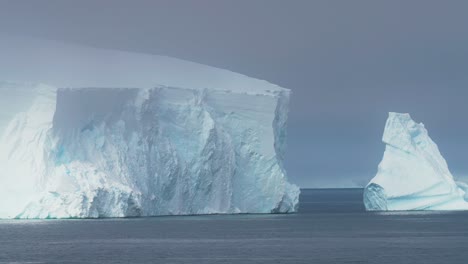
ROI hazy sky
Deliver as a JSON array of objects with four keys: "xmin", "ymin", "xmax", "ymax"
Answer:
[{"xmin": 1, "ymin": 0, "xmax": 467, "ymax": 187}]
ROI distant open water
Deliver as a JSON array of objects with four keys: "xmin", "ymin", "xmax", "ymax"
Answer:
[{"xmin": 1, "ymin": 188, "xmax": 468, "ymax": 264}]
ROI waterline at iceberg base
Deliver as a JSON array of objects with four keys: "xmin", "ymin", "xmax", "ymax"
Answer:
[
  {"xmin": 364, "ymin": 112, "xmax": 468, "ymax": 211},
  {"xmin": 0, "ymin": 37, "xmax": 299, "ymax": 219}
]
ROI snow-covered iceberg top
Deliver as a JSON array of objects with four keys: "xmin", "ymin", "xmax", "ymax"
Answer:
[
  {"xmin": 364, "ymin": 112, "xmax": 468, "ymax": 211},
  {"xmin": 0, "ymin": 35, "xmax": 285, "ymax": 95},
  {"xmin": 0, "ymin": 37, "xmax": 299, "ymax": 219}
]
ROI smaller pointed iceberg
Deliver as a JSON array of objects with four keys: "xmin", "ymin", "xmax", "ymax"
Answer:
[{"xmin": 364, "ymin": 112, "xmax": 468, "ymax": 211}]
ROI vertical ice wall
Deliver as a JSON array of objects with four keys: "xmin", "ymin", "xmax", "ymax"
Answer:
[
  {"xmin": 0, "ymin": 36, "xmax": 299, "ymax": 218},
  {"xmin": 0, "ymin": 84, "xmax": 299, "ymax": 218}
]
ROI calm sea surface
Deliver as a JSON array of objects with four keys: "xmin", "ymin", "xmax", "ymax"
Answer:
[{"xmin": 1, "ymin": 188, "xmax": 468, "ymax": 264}]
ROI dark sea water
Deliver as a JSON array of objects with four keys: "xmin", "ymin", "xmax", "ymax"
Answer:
[{"xmin": 1, "ymin": 188, "xmax": 468, "ymax": 264}]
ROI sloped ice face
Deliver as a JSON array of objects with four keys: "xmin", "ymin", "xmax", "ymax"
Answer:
[
  {"xmin": 0, "ymin": 83, "xmax": 299, "ymax": 219},
  {"xmin": 364, "ymin": 112, "xmax": 468, "ymax": 211}
]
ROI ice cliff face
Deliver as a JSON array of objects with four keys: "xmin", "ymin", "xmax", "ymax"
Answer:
[
  {"xmin": 364, "ymin": 113, "xmax": 468, "ymax": 211},
  {"xmin": 0, "ymin": 84, "xmax": 299, "ymax": 219},
  {"xmin": 0, "ymin": 36, "xmax": 299, "ymax": 219}
]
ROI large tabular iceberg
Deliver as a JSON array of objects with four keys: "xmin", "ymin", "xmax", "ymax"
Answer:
[
  {"xmin": 364, "ymin": 112, "xmax": 468, "ymax": 211},
  {"xmin": 0, "ymin": 36, "xmax": 299, "ymax": 219}
]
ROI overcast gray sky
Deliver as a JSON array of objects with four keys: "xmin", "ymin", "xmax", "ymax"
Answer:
[{"xmin": 1, "ymin": 0, "xmax": 467, "ymax": 187}]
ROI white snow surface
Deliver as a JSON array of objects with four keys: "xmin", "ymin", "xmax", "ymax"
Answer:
[
  {"xmin": 0, "ymin": 35, "xmax": 284, "ymax": 94},
  {"xmin": 364, "ymin": 112, "xmax": 468, "ymax": 211},
  {"xmin": 0, "ymin": 36, "xmax": 298, "ymax": 219}
]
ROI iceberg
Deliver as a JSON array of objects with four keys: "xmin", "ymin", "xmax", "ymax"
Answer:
[
  {"xmin": 0, "ymin": 36, "xmax": 299, "ymax": 219},
  {"xmin": 364, "ymin": 112, "xmax": 468, "ymax": 211}
]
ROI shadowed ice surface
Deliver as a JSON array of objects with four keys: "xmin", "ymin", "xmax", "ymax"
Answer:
[{"xmin": 1, "ymin": 189, "xmax": 468, "ymax": 263}]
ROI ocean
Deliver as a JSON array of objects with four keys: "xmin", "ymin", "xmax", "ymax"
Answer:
[{"xmin": 1, "ymin": 188, "xmax": 468, "ymax": 263}]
